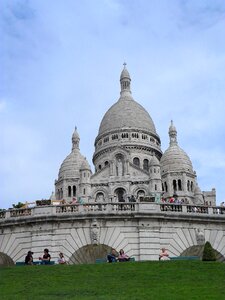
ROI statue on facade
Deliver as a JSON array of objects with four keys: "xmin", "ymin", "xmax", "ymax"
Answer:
[
  {"xmin": 196, "ymin": 228, "xmax": 205, "ymax": 245},
  {"xmin": 90, "ymin": 219, "xmax": 100, "ymax": 245},
  {"xmin": 116, "ymin": 158, "xmax": 123, "ymax": 176}
]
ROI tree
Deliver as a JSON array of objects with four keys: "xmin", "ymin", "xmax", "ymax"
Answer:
[
  {"xmin": 202, "ymin": 241, "xmax": 216, "ymax": 261},
  {"xmin": 12, "ymin": 202, "xmax": 24, "ymax": 209}
]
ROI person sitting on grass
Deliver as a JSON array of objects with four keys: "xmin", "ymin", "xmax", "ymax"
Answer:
[
  {"xmin": 107, "ymin": 248, "xmax": 118, "ymax": 263},
  {"xmin": 118, "ymin": 249, "xmax": 130, "ymax": 262},
  {"xmin": 25, "ymin": 251, "xmax": 33, "ymax": 265},
  {"xmin": 159, "ymin": 248, "xmax": 170, "ymax": 261},
  {"xmin": 58, "ymin": 252, "xmax": 66, "ymax": 264},
  {"xmin": 39, "ymin": 248, "xmax": 51, "ymax": 264}
]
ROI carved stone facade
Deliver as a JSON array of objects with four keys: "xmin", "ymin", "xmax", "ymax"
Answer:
[{"xmin": 54, "ymin": 65, "xmax": 216, "ymax": 206}]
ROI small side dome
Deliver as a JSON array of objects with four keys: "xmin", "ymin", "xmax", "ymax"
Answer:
[
  {"xmin": 150, "ymin": 155, "xmax": 160, "ymax": 166},
  {"xmin": 58, "ymin": 128, "xmax": 86, "ymax": 179},
  {"xmin": 161, "ymin": 122, "xmax": 194, "ymax": 173},
  {"xmin": 80, "ymin": 158, "xmax": 91, "ymax": 170},
  {"xmin": 161, "ymin": 143, "xmax": 193, "ymax": 173},
  {"xmin": 194, "ymin": 184, "xmax": 202, "ymax": 195},
  {"xmin": 58, "ymin": 150, "xmax": 86, "ymax": 179}
]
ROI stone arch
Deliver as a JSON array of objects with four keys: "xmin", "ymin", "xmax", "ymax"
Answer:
[
  {"xmin": 95, "ymin": 192, "xmax": 105, "ymax": 202},
  {"xmin": 132, "ymin": 186, "xmax": 148, "ymax": 199},
  {"xmin": 0, "ymin": 252, "xmax": 14, "ymax": 266},
  {"xmin": 92, "ymin": 188, "xmax": 108, "ymax": 201},
  {"xmin": 68, "ymin": 244, "xmax": 112, "ymax": 264},
  {"xmin": 114, "ymin": 187, "xmax": 126, "ymax": 202},
  {"xmin": 180, "ymin": 245, "xmax": 225, "ymax": 262}
]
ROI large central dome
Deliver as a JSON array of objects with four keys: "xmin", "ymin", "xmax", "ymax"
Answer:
[
  {"xmin": 98, "ymin": 65, "xmax": 157, "ymax": 136},
  {"xmin": 98, "ymin": 98, "xmax": 156, "ymax": 135}
]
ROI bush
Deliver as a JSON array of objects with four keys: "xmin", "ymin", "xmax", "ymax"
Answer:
[
  {"xmin": 202, "ymin": 241, "xmax": 216, "ymax": 261},
  {"xmin": 12, "ymin": 202, "xmax": 24, "ymax": 209}
]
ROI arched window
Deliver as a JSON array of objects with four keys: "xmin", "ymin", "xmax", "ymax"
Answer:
[
  {"xmin": 99, "ymin": 165, "xmax": 102, "ymax": 170},
  {"xmin": 83, "ymin": 188, "xmax": 86, "ymax": 195},
  {"xmin": 155, "ymin": 184, "xmax": 157, "ymax": 191},
  {"xmin": 96, "ymin": 192, "xmax": 104, "ymax": 202},
  {"xmin": 105, "ymin": 161, "xmax": 109, "ymax": 166},
  {"xmin": 133, "ymin": 157, "xmax": 140, "ymax": 167},
  {"xmin": 165, "ymin": 182, "xmax": 168, "ymax": 192},
  {"xmin": 73, "ymin": 186, "xmax": 76, "ymax": 197},
  {"xmin": 178, "ymin": 179, "xmax": 182, "ymax": 191},
  {"xmin": 143, "ymin": 159, "xmax": 149, "ymax": 171},
  {"xmin": 191, "ymin": 181, "xmax": 193, "ymax": 192},
  {"xmin": 60, "ymin": 188, "xmax": 63, "ymax": 198},
  {"xmin": 173, "ymin": 180, "xmax": 177, "ymax": 192},
  {"xmin": 187, "ymin": 180, "xmax": 190, "ymax": 191},
  {"xmin": 68, "ymin": 186, "xmax": 71, "ymax": 197},
  {"xmin": 137, "ymin": 190, "xmax": 145, "ymax": 199},
  {"xmin": 83, "ymin": 172, "xmax": 86, "ymax": 177},
  {"xmin": 162, "ymin": 183, "xmax": 164, "ymax": 191}
]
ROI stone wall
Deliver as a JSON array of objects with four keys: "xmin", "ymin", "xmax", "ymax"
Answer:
[{"xmin": 0, "ymin": 203, "xmax": 224, "ymax": 264}]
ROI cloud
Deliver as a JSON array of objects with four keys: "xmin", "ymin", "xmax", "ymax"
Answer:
[{"xmin": 0, "ymin": 0, "xmax": 225, "ymax": 208}]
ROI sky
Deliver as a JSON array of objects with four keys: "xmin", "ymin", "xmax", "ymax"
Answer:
[{"xmin": 1, "ymin": 0, "xmax": 225, "ymax": 209}]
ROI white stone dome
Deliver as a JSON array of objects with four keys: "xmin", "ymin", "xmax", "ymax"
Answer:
[
  {"xmin": 58, "ymin": 149, "xmax": 86, "ymax": 179},
  {"xmin": 58, "ymin": 128, "xmax": 88, "ymax": 179},
  {"xmin": 81, "ymin": 158, "xmax": 91, "ymax": 170},
  {"xmin": 161, "ymin": 121, "xmax": 194, "ymax": 173},
  {"xmin": 98, "ymin": 65, "xmax": 157, "ymax": 136},
  {"xmin": 161, "ymin": 144, "xmax": 193, "ymax": 173},
  {"xmin": 98, "ymin": 98, "xmax": 157, "ymax": 135},
  {"xmin": 150, "ymin": 155, "xmax": 160, "ymax": 166}
]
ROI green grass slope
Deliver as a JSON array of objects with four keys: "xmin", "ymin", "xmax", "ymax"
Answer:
[{"xmin": 0, "ymin": 261, "xmax": 225, "ymax": 300}]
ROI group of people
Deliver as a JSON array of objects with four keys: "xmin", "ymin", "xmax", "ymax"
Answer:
[
  {"xmin": 107, "ymin": 248, "xmax": 131, "ymax": 262},
  {"xmin": 107, "ymin": 247, "xmax": 170, "ymax": 262},
  {"xmin": 25, "ymin": 247, "xmax": 170, "ymax": 265},
  {"xmin": 25, "ymin": 248, "xmax": 66, "ymax": 265}
]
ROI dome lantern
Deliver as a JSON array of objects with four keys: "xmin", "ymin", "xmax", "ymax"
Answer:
[
  {"xmin": 169, "ymin": 120, "xmax": 177, "ymax": 146},
  {"xmin": 120, "ymin": 62, "xmax": 131, "ymax": 97},
  {"xmin": 72, "ymin": 126, "xmax": 80, "ymax": 151}
]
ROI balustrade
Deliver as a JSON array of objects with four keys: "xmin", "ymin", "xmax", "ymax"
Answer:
[
  {"xmin": 9, "ymin": 208, "xmax": 32, "ymax": 217},
  {"xmin": 1, "ymin": 203, "xmax": 225, "ymax": 220},
  {"xmin": 0, "ymin": 211, "xmax": 6, "ymax": 219},
  {"xmin": 186, "ymin": 205, "xmax": 208, "ymax": 214}
]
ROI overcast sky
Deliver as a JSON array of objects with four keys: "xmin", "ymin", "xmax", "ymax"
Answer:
[{"xmin": 1, "ymin": 0, "xmax": 225, "ymax": 209}]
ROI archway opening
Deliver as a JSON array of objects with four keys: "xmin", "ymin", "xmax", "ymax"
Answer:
[
  {"xmin": 180, "ymin": 245, "xmax": 224, "ymax": 262},
  {"xmin": 0, "ymin": 252, "xmax": 14, "ymax": 266},
  {"xmin": 115, "ymin": 188, "xmax": 126, "ymax": 202},
  {"xmin": 68, "ymin": 244, "xmax": 112, "ymax": 264}
]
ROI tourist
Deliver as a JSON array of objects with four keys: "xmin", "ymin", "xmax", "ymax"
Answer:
[
  {"xmin": 118, "ymin": 249, "xmax": 130, "ymax": 262},
  {"xmin": 25, "ymin": 250, "xmax": 33, "ymax": 265},
  {"xmin": 107, "ymin": 248, "xmax": 118, "ymax": 263},
  {"xmin": 70, "ymin": 197, "xmax": 77, "ymax": 204},
  {"xmin": 39, "ymin": 248, "xmax": 51, "ymax": 264},
  {"xmin": 58, "ymin": 252, "xmax": 66, "ymax": 264},
  {"xmin": 129, "ymin": 195, "xmax": 136, "ymax": 210},
  {"xmin": 159, "ymin": 248, "xmax": 170, "ymax": 261}
]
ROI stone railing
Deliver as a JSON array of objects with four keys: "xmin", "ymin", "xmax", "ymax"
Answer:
[
  {"xmin": 0, "ymin": 210, "xmax": 6, "ymax": 219},
  {"xmin": 9, "ymin": 208, "xmax": 32, "ymax": 218},
  {"xmin": 0, "ymin": 203, "xmax": 225, "ymax": 220}
]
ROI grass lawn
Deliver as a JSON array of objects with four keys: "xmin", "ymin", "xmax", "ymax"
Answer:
[{"xmin": 0, "ymin": 261, "xmax": 225, "ymax": 300}]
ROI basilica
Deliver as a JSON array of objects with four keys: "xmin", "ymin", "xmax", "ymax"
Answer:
[{"xmin": 54, "ymin": 65, "xmax": 216, "ymax": 206}]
